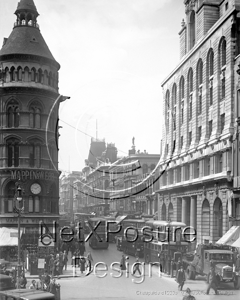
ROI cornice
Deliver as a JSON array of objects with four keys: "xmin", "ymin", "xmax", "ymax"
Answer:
[
  {"xmin": 0, "ymin": 53, "xmax": 60, "ymax": 70},
  {"xmin": 0, "ymin": 86, "xmax": 59, "ymax": 98}
]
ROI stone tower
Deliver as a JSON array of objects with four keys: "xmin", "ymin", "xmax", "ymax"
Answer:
[{"xmin": 0, "ymin": 0, "xmax": 66, "ymax": 248}]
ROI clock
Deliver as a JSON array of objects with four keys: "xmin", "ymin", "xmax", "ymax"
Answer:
[{"xmin": 30, "ymin": 183, "xmax": 41, "ymax": 195}]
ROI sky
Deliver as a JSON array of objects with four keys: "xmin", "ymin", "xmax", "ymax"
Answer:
[{"xmin": 0, "ymin": 0, "xmax": 185, "ymax": 173}]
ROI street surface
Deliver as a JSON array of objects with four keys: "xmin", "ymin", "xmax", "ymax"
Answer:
[{"xmin": 57, "ymin": 242, "xmax": 240, "ymax": 300}]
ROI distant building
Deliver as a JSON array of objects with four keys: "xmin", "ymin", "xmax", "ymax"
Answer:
[
  {"xmin": 109, "ymin": 144, "xmax": 159, "ymax": 215},
  {"xmin": 59, "ymin": 171, "xmax": 82, "ymax": 215}
]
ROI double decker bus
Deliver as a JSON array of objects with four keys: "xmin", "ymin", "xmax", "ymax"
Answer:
[
  {"xmin": 121, "ymin": 219, "xmax": 149, "ymax": 258},
  {"xmin": 87, "ymin": 217, "xmax": 109, "ymax": 249},
  {"xmin": 143, "ymin": 221, "xmax": 189, "ymax": 265},
  {"xmin": 74, "ymin": 212, "xmax": 94, "ymax": 234}
]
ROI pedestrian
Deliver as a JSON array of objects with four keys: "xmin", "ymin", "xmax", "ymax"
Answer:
[
  {"xmin": 54, "ymin": 254, "xmax": 60, "ymax": 279},
  {"xmin": 133, "ymin": 257, "xmax": 141, "ymax": 275},
  {"xmin": 206, "ymin": 267, "xmax": 219, "ymax": 295},
  {"xmin": 49, "ymin": 254, "xmax": 55, "ymax": 277},
  {"xmin": 79, "ymin": 242, "xmax": 86, "ymax": 256},
  {"xmin": 48, "ymin": 278, "xmax": 57, "ymax": 295},
  {"xmin": 29, "ymin": 279, "xmax": 37, "ymax": 289},
  {"xmin": 182, "ymin": 288, "xmax": 196, "ymax": 300},
  {"xmin": 19, "ymin": 273, "xmax": 27, "ymax": 288},
  {"xmin": 70, "ymin": 242, "xmax": 75, "ymax": 257},
  {"xmin": 45, "ymin": 253, "xmax": 51, "ymax": 273},
  {"xmin": 86, "ymin": 252, "xmax": 93, "ymax": 272},
  {"xmin": 176, "ymin": 265, "xmax": 185, "ymax": 291},
  {"xmin": 135, "ymin": 248, "xmax": 141, "ymax": 259},
  {"xmin": 157, "ymin": 252, "xmax": 163, "ymax": 273},
  {"xmin": 63, "ymin": 250, "xmax": 68, "ymax": 271},
  {"xmin": 79, "ymin": 256, "xmax": 86, "ymax": 274},
  {"xmin": 235, "ymin": 254, "xmax": 240, "ymax": 272},
  {"xmin": 120, "ymin": 254, "xmax": 126, "ymax": 271},
  {"xmin": 59, "ymin": 252, "xmax": 64, "ymax": 275},
  {"xmin": 71, "ymin": 252, "xmax": 79, "ymax": 276},
  {"xmin": 43, "ymin": 271, "xmax": 51, "ymax": 290}
]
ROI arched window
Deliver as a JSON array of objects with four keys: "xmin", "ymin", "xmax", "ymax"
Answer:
[
  {"xmin": 165, "ymin": 90, "xmax": 170, "ymax": 134},
  {"xmin": 219, "ymin": 38, "xmax": 226, "ymax": 101},
  {"xmin": 44, "ymin": 70, "xmax": 48, "ymax": 85},
  {"xmin": 31, "ymin": 68, "xmax": 36, "ymax": 82},
  {"xmin": 17, "ymin": 67, "xmax": 22, "ymax": 81},
  {"xmin": 29, "ymin": 108, "xmax": 34, "ymax": 128},
  {"xmin": 35, "ymin": 108, "xmax": 41, "ymax": 128},
  {"xmin": 29, "ymin": 140, "xmax": 41, "ymax": 168},
  {"xmin": 38, "ymin": 69, "xmax": 42, "ymax": 83},
  {"xmin": 197, "ymin": 59, "xmax": 203, "ymax": 115},
  {"xmin": 188, "ymin": 69, "xmax": 193, "ymax": 121},
  {"xmin": 24, "ymin": 67, "xmax": 29, "ymax": 82},
  {"xmin": 161, "ymin": 203, "xmax": 166, "ymax": 221},
  {"xmin": 4, "ymin": 181, "xmax": 16, "ymax": 213},
  {"xmin": 189, "ymin": 11, "xmax": 196, "ymax": 50},
  {"xmin": 7, "ymin": 138, "xmax": 20, "ymax": 167},
  {"xmin": 202, "ymin": 199, "xmax": 210, "ymax": 237},
  {"xmin": 179, "ymin": 77, "xmax": 185, "ymax": 126},
  {"xmin": 213, "ymin": 198, "xmax": 223, "ymax": 239},
  {"xmin": 49, "ymin": 72, "xmax": 52, "ymax": 86},
  {"xmin": 168, "ymin": 202, "xmax": 173, "ymax": 221},
  {"xmin": 29, "ymin": 102, "xmax": 42, "ymax": 129},
  {"xmin": 10, "ymin": 67, "xmax": 15, "ymax": 82},
  {"xmin": 5, "ymin": 67, "xmax": 10, "ymax": 83},
  {"xmin": 207, "ymin": 49, "xmax": 214, "ymax": 106},
  {"xmin": 172, "ymin": 84, "xmax": 177, "ymax": 131},
  {"xmin": 7, "ymin": 100, "xmax": 20, "ymax": 128}
]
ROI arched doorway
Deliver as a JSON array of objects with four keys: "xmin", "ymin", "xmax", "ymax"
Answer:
[
  {"xmin": 201, "ymin": 199, "xmax": 210, "ymax": 243},
  {"xmin": 213, "ymin": 197, "xmax": 223, "ymax": 241},
  {"xmin": 161, "ymin": 203, "xmax": 166, "ymax": 221}
]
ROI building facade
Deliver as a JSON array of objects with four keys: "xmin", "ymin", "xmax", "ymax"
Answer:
[
  {"xmin": 0, "ymin": 0, "xmax": 64, "ymax": 247},
  {"xmin": 157, "ymin": 0, "xmax": 240, "ymax": 246},
  {"xmin": 109, "ymin": 145, "xmax": 159, "ymax": 216}
]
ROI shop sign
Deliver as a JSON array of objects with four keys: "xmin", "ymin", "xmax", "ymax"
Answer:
[
  {"xmin": 4, "ymin": 218, "xmax": 57, "ymax": 224},
  {"xmin": 10, "ymin": 232, "xmax": 18, "ymax": 237},
  {"xmin": 10, "ymin": 170, "xmax": 57, "ymax": 181}
]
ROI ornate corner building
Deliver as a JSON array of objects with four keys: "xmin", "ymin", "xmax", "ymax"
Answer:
[
  {"xmin": 0, "ymin": 0, "xmax": 63, "ymax": 247},
  {"xmin": 157, "ymin": 0, "xmax": 240, "ymax": 246}
]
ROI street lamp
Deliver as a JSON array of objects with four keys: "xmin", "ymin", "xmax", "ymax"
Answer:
[
  {"xmin": 13, "ymin": 183, "xmax": 23, "ymax": 289},
  {"xmin": 166, "ymin": 218, "xmax": 171, "ymax": 276}
]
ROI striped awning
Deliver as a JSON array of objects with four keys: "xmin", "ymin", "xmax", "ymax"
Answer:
[{"xmin": 216, "ymin": 226, "xmax": 240, "ymax": 246}]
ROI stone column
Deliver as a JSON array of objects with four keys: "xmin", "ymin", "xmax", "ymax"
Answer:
[
  {"xmin": 190, "ymin": 196, "xmax": 197, "ymax": 229},
  {"xmin": 190, "ymin": 195, "xmax": 197, "ymax": 249},
  {"xmin": 182, "ymin": 197, "xmax": 188, "ymax": 224}
]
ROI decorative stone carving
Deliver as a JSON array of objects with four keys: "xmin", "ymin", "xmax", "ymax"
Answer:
[
  {"xmin": 185, "ymin": 0, "xmax": 196, "ymax": 14},
  {"xmin": 214, "ymin": 183, "xmax": 219, "ymax": 196},
  {"xmin": 203, "ymin": 185, "xmax": 206, "ymax": 196}
]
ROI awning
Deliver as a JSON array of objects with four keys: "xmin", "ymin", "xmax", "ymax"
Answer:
[
  {"xmin": 0, "ymin": 227, "xmax": 23, "ymax": 247},
  {"xmin": 232, "ymin": 237, "xmax": 240, "ymax": 248},
  {"xmin": 216, "ymin": 226, "xmax": 240, "ymax": 246},
  {"xmin": 115, "ymin": 215, "xmax": 127, "ymax": 224}
]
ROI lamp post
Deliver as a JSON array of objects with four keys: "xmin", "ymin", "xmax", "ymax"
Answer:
[
  {"xmin": 167, "ymin": 218, "xmax": 171, "ymax": 276},
  {"xmin": 14, "ymin": 183, "xmax": 23, "ymax": 289}
]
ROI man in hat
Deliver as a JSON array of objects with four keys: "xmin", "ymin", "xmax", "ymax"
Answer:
[
  {"xmin": 182, "ymin": 288, "xmax": 196, "ymax": 300},
  {"xmin": 206, "ymin": 267, "xmax": 219, "ymax": 295},
  {"xmin": 176, "ymin": 265, "xmax": 185, "ymax": 291}
]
